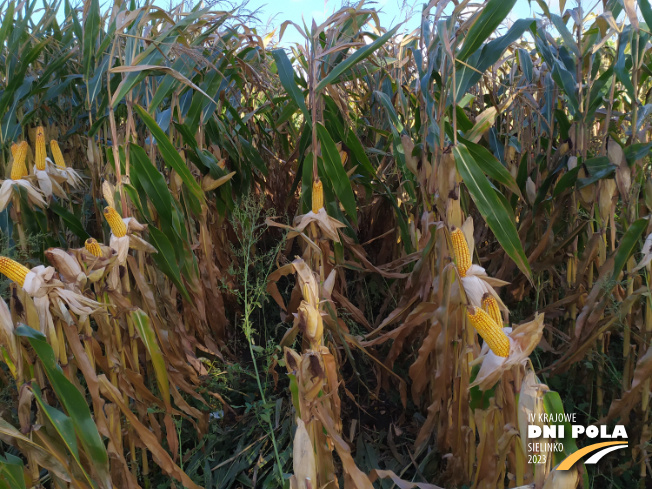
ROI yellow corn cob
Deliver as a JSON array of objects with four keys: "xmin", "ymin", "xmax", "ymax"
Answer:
[
  {"xmin": 103, "ymin": 206, "xmax": 127, "ymax": 238},
  {"xmin": 466, "ymin": 306, "xmax": 510, "ymax": 357},
  {"xmin": 10, "ymin": 141, "xmax": 28, "ymax": 180},
  {"xmin": 10, "ymin": 143, "xmax": 18, "ymax": 159},
  {"xmin": 50, "ymin": 140, "xmax": 66, "ymax": 168},
  {"xmin": 0, "ymin": 257, "xmax": 31, "ymax": 287},
  {"xmin": 35, "ymin": 126, "xmax": 46, "ymax": 171},
  {"xmin": 312, "ymin": 178, "xmax": 323, "ymax": 213},
  {"xmin": 482, "ymin": 293, "xmax": 503, "ymax": 327},
  {"xmin": 451, "ymin": 228, "xmax": 471, "ymax": 277},
  {"xmin": 85, "ymin": 238, "xmax": 102, "ymax": 257}
]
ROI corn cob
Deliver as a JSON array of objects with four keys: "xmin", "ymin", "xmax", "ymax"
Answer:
[
  {"xmin": 0, "ymin": 257, "xmax": 31, "ymax": 287},
  {"xmin": 103, "ymin": 206, "xmax": 127, "ymax": 238},
  {"xmin": 85, "ymin": 238, "xmax": 102, "ymax": 257},
  {"xmin": 312, "ymin": 178, "xmax": 323, "ymax": 213},
  {"xmin": 50, "ymin": 140, "xmax": 66, "ymax": 168},
  {"xmin": 10, "ymin": 141, "xmax": 28, "ymax": 180},
  {"xmin": 35, "ymin": 126, "xmax": 46, "ymax": 171},
  {"xmin": 466, "ymin": 306, "xmax": 510, "ymax": 357},
  {"xmin": 451, "ymin": 228, "xmax": 471, "ymax": 277},
  {"xmin": 482, "ymin": 293, "xmax": 503, "ymax": 327}
]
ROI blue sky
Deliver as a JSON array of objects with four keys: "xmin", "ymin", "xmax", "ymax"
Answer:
[{"xmin": 244, "ymin": 0, "xmax": 549, "ymax": 44}]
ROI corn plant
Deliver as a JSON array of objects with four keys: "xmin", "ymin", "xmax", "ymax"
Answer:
[{"xmin": 0, "ymin": 0, "xmax": 650, "ymax": 488}]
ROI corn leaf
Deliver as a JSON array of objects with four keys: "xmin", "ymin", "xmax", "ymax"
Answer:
[
  {"xmin": 272, "ymin": 49, "xmax": 310, "ymax": 123},
  {"xmin": 316, "ymin": 26, "xmax": 399, "ymax": 92},
  {"xmin": 460, "ymin": 137, "xmax": 522, "ymax": 197},
  {"xmin": 130, "ymin": 143, "xmax": 173, "ymax": 226},
  {"xmin": 641, "ymin": 0, "xmax": 652, "ymax": 28},
  {"xmin": 31, "ymin": 386, "xmax": 95, "ymax": 488},
  {"xmin": 611, "ymin": 218, "xmax": 647, "ymax": 282},
  {"xmin": 82, "ymin": 0, "xmax": 100, "ymax": 79},
  {"xmin": 0, "ymin": 453, "xmax": 26, "ymax": 489},
  {"xmin": 15, "ymin": 325, "xmax": 111, "ymax": 489},
  {"xmin": 453, "ymin": 143, "xmax": 532, "ymax": 282},
  {"xmin": 131, "ymin": 309, "xmax": 170, "ymax": 408},
  {"xmin": 543, "ymin": 391, "xmax": 580, "ymax": 465},
  {"xmin": 50, "ymin": 203, "xmax": 90, "ymax": 241},
  {"xmin": 456, "ymin": 0, "xmax": 517, "ymax": 61},
  {"xmin": 316, "ymin": 123, "xmax": 358, "ymax": 225},
  {"xmin": 134, "ymin": 104, "xmax": 204, "ymax": 208},
  {"xmin": 148, "ymin": 225, "xmax": 191, "ymax": 302}
]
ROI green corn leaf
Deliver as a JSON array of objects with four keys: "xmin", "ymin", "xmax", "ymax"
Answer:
[
  {"xmin": 552, "ymin": 60, "xmax": 579, "ymax": 115},
  {"xmin": 31, "ymin": 386, "xmax": 96, "ymax": 488},
  {"xmin": 130, "ymin": 143, "xmax": 173, "ymax": 226},
  {"xmin": 316, "ymin": 123, "xmax": 358, "ymax": 225},
  {"xmin": 543, "ymin": 391, "xmax": 580, "ymax": 465},
  {"xmin": 640, "ymin": 0, "xmax": 652, "ymax": 28},
  {"xmin": 0, "ymin": 453, "xmax": 26, "ymax": 489},
  {"xmin": 32, "ymin": 386, "xmax": 79, "ymax": 460},
  {"xmin": 82, "ymin": 0, "xmax": 100, "ymax": 80},
  {"xmin": 15, "ymin": 325, "xmax": 111, "ymax": 489},
  {"xmin": 131, "ymin": 309, "xmax": 170, "ymax": 408},
  {"xmin": 272, "ymin": 49, "xmax": 310, "ymax": 123},
  {"xmin": 611, "ymin": 218, "xmax": 647, "ymax": 282},
  {"xmin": 553, "ymin": 166, "xmax": 581, "ymax": 196},
  {"xmin": 453, "ymin": 143, "xmax": 532, "ymax": 282},
  {"xmin": 134, "ymin": 104, "xmax": 204, "ymax": 207},
  {"xmin": 50, "ymin": 203, "xmax": 90, "ymax": 241},
  {"xmin": 456, "ymin": 0, "xmax": 517, "ymax": 61},
  {"xmin": 518, "ymin": 48, "xmax": 533, "ymax": 81},
  {"xmin": 316, "ymin": 26, "xmax": 399, "ymax": 92},
  {"xmin": 460, "ymin": 137, "xmax": 522, "ymax": 198},
  {"xmin": 577, "ymin": 157, "xmax": 616, "ymax": 188},
  {"xmin": 550, "ymin": 14, "xmax": 579, "ymax": 56},
  {"xmin": 147, "ymin": 225, "xmax": 191, "ymax": 302}
]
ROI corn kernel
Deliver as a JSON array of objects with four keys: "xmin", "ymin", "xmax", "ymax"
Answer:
[
  {"xmin": 0, "ymin": 257, "xmax": 31, "ymax": 287},
  {"xmin": 50, "ymin": 140, "xmax": 66, "ymax": 168},
  {"xmin": 451, "ymin": 228, "xmax": 471, "ymax": 277},
  {"xmin": 10, "ymin": 141, "xmax": 28, "ymax": 180},
  {"xmin": 103, "ymin": 206, "xmax": 127, "ymax": 238},
  {"xmin": 482, "ymin": 293, "xmax": 503, "ymax": 327},
  {"xmin": 85, "ymin": 238, "xmax": 102, "ymax": 257},
  {"xmin": 35, "ymin": 126, "xmax": 46, "ymax": 171},
  {"xmin": 466, "ymin": 306, "xmax": 510, "ymax": 357},
  {"xmin": 312, "ymin": 178, "xmax": 323, "ymax": 213}
]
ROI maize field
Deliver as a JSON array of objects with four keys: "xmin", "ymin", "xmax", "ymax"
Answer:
[{"xmin": 0, "ymin": 0, "xmax": 650, "ymax": 487}]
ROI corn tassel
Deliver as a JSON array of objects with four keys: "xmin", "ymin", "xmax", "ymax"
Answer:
[
  {"xmin": 85, "ymin": 238, "xmax": 102, "ymax": 257},
  {"xmin": 35, "ymin": 126, "xmax": 46, "ymax": 171},
  {"xmin": 0, "ymin": 257, "xmax": 30, "ymax": 287},
  {"xmin": 10, "ymin": 141, "xmax": 28, "ymax": 180},
  {"xmin": 50, "ymin": 140, "xmax": 66, "ymax": 168},
  {"xmin": 466, "ymin": 306, "xmax": 510, "ymax": 357},
  {"xmin": 482, "ymin": 293, "xmax": 503, "ymax": 327},
  {"xmin": 451, "ymin": 228, "xmax": 471, "ymax": 277},
  {"xmin": 312, "ymin": 179, "xmax": 323, "ymax": 213},
  {"xmin": 103, "ymin": 206, "xmax": 127, "ymax": 237}
]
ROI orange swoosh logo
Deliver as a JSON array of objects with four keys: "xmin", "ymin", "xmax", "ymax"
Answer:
[{"xmin": 557, "ymin": 441, "xmax": 628, "ymax": 471}]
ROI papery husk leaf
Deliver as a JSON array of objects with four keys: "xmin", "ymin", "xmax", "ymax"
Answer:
[
  {"xmin": 472, "ymin": 313, "xmax": 544, "ymax": 390},
  {"xmin": 45, "ymin": 248, "xmax": 86, "ymax": 288},
  {"xmin": 517, "ymin": 370, "xmax": 549, "ymax": 456},
  {"xmin": 293, "ymin": 417, "xmax": 317, "ymax": 489},
  {"xmin": 128, "ymin": 234, "xmax": 157, "ymax": 253}
]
